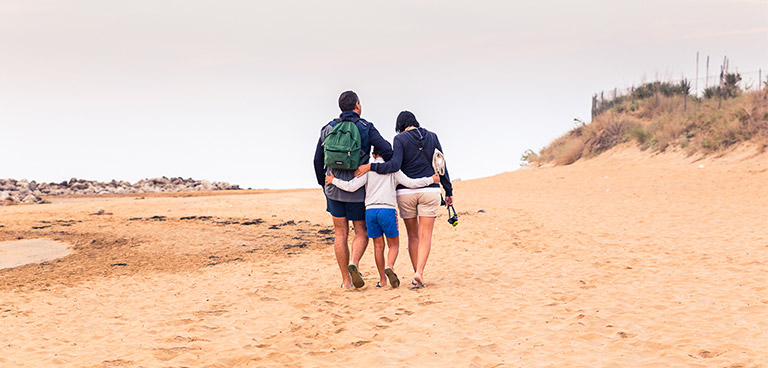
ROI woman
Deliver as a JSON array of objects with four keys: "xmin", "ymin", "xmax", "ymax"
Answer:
[{"xmin": 355, "ymin": 111, "xmax": 453, "ymax": 288}]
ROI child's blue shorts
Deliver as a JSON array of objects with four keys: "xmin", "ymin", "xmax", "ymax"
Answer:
[{"xmin": 365, "ymin": 208, "xmax": 399, "ymax": 239}]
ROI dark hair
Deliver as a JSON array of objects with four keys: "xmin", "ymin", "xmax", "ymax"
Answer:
[
  {"xmin": 338, "ymin": 90, "xmax": 359, "ymax": 111},
  {"xmin": 395, "ymin": 110, "xmax": 420, "ymax": 133}
]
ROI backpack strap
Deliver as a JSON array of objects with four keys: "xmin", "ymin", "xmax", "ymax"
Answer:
[
  {"xmin": 418, "ymin": 142, "xmax": 432, "ymax": 167},
  {"xmin": 413, "ymin": 130, "xmax": 433, "ymax": 169}
]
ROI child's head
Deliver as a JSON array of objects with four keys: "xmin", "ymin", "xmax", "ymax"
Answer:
[{"xmin": 372, "ymin": 148, "xmax": 384, "ymax": 159}]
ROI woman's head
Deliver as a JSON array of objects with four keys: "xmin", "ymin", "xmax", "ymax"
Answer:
[{"xmin": 395, "ymin": 110, "xmax": 420, "ymax": 133}]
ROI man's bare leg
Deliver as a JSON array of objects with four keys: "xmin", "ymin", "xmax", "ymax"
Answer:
[
  {"xmin": 413, "ymin": 216, "xmax": 436, "ymax": 286},
  {"xmin": 403, "ymin": 218, "xmax": 419, "ymax": 272},
  {"xmin": 350, "ymin": 220, "xmax": 368, "ymax": 267},
  {"xmin": 345, "ymin": 220, "xmax": 369, "ymax": 288},
  {"xmin": 332, "ymin": 216, "xmax": 352, "ymax": 288},
  {"xmin": 372, "ymin": 236, "xmax": 387, "ymax": 286}
]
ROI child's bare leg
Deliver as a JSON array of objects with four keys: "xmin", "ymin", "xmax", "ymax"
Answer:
[
  {"xmin": 372, "ymin": 236, "xmax": 387, "ymax": 286},
  {"xmin": 385, "ymin": 235, "xmax": 399, "ymax": 269},
  {"xmin": 384, "ymin": 235, "xmax": 401, "ymax": 288}
]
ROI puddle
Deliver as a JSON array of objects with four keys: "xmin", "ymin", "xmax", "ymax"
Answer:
[{"xmin": 0, "ymin": 239, "xmax": 73, "ymax": 270}]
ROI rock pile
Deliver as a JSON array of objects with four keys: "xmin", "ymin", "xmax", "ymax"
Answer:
[{"xmin": 0, "ymin": 177, "xmax": 241, "ymax": 205}]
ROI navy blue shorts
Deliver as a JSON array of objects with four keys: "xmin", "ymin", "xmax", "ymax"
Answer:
[
  {"xmin": 326, "ymin": 197, "xmax": 366, "ymax": 221},
  {"xmin": 365, "ymin": 208, "xmax": 399, "ymax": 238}
]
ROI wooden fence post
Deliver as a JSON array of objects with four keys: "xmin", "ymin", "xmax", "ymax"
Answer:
[{"xmin": 695, "ymin": 52, "xmax": 699, "ymax": 97}]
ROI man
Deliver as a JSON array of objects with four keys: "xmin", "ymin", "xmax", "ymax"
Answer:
[{"xmin": 313, "ymin": 90, "xmax": 393, "ymax": 288}]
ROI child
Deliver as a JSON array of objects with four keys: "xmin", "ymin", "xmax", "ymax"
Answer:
[{"xmin": 326, "ymin": 151, "xmax": 438, "ymax": 288}]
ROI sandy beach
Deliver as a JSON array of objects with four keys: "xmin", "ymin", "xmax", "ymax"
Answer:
[{"xmin": 1, "ymin": 145, "xmax": 766, "ymax": 367}]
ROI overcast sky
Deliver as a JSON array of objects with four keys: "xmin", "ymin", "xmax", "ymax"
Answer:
[{"xmin": 2, "ymin": 0, "xmax": 767, "ymax": 189}]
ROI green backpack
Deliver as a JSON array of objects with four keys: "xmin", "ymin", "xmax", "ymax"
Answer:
[{"xmin": 323, "ymin": 119, "xmax": 362, "ymax": 170}]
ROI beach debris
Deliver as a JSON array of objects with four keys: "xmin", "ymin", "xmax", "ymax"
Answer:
[
  {"xmin": 90, "ymin": 207, "xmax": 113, "ymax": 215},
  {"xmin": 180, "ymin": 216, "xmax": 213, "ymax": 220},
  {"xmin": 206, "ymin": 257, "xmax": 243, "ymax": 267},
  {"xmin": 241, "ymin": 219, "xmax": 264, "ymax": 225},
  {"xmin": 283, "ymin": 243, "xmax": 307, "ymax": 250}
]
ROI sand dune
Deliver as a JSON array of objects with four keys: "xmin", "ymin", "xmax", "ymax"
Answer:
[{"xmin": 1, "ymin": 146, "xmax": 766, "ymax": 367}]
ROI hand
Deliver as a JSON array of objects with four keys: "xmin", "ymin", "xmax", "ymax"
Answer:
[
  {"xmin": 354, "ymin": 164, "xmax": 370, "ymax": 178},
  {"xmin": 445, "ymin": 196, "xmax": 453, "ymax": 206},
  {"xmin": 325, "ymin": 171, "xmax": 335, "ymax": 186},
  {"xmin": 432, "ymin": 174, "xmax": 440, "ymax": 184}
]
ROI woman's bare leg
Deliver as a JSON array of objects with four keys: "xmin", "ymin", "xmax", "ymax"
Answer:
[
  {"xmin": 413, "ymin": 216, "xmax": 436, "ymax": 286},
  {"xmin": 403, "ymin": 218, "xmax": 420, "ymax": 272}
]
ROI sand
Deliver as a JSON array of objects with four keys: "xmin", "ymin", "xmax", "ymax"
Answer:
[
  {"xmin": 0, "ymin": 239, "xmax": 73, "ymax": 270},
  {"xmin": 0, "ymin": 145, "xmax": 766, "ymax": 367}
]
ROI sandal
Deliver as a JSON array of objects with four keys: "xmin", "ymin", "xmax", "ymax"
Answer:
[
  {"xmin": 347, "ymin": 264, "xmax": 365, "ymax": 288},
  {"xmin": 385, "ymin": 268, "xmax": 400, "ymax": 288},
  {"xmin": 410, "ymin": 280, "xmax": 426, "ymax": 290}
]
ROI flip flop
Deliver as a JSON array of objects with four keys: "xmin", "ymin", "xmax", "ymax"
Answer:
[
  {"xmin": 348, "ymin": 264, "xmax": 365, "ymax": 288},
  {"xmin": 410, "ymin": 280, "xmax": 426, "ymax": 290},
  {"xmin": 376, "ymin": 282, "xmax": 383, "ymax": 288},
  {"xmin": 385, "ymin": 268, "xmax": 400, "ymax": 288}
]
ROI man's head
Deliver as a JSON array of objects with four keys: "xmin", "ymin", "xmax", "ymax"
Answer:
[
  {"xmin": 396, "ymin": 110, "xmax": 420, "ymax": 133},
  {"xmin": 338, "ymin": 90, "xmax": 361, "ymax": 114}
]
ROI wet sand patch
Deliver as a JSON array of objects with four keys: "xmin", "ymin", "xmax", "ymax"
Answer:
[{"xmin": 0, "ymin": 239, "xmax": 73, "ymax": 269}]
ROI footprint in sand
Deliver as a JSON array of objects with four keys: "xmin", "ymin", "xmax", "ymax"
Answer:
[
  {"xmin": 192, "ymin": 309, "xmax": 229, "ymax": 317},
  {"xmin": 152, "ymin": 346, "xmax": 201, "ymax": 361},
  {"xmin": 163, "ymin": 335, "xmax": 210, "ymax": 343},
  {"xmin": 394, "ymin": 308, "xmax": 413, "ymax": 316},
  {"xmin": 695, "ymin": 350, "xmax": 723, "ymax": 359},
  {"xmin": 164, "ymin": 318, "xmax": 201, "ymax": 327},
  {"xmin": 101, "ymin": 359, "xmax": 134, "ymax": 367},
  {"xmin": 616, "ymin": 331, "xmax": 636, "ymax": 339},
  {"xmin": 418, "ymin": 300, "xmax": 441, "ymax": 306}
]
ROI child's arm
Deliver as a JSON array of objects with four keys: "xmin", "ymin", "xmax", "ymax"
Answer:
[
  {"xmin": 326, "ymin": 170, "xmax": 367, "ymax": 192},
  {"xmin": 393, "ymin": 170, "xmax": 439, "ymax": 189}
]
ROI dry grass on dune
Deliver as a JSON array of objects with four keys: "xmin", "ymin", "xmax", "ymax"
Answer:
[{"xmin": 527, "ymin": 89, "xmax": 768, "ymax": 166}]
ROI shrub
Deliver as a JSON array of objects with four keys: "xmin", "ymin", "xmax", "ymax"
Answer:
[
  {"xmin": 628, "ymin": 124, "xmax": 651, "ymax": 144},
  {"xmin": 520, "ymin": 149, "xmax": 539, "ymax": 166},
  {"xmin": 703, "ymin": 72, "xmax": 742, "ymax": 99},
  {"xmin": 529, "ymin": 88, "xmax": 767, "ymax": 165},
  {"xmin": 555, "ymin": 138, "xmax": 586, "ymax": 165}
]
